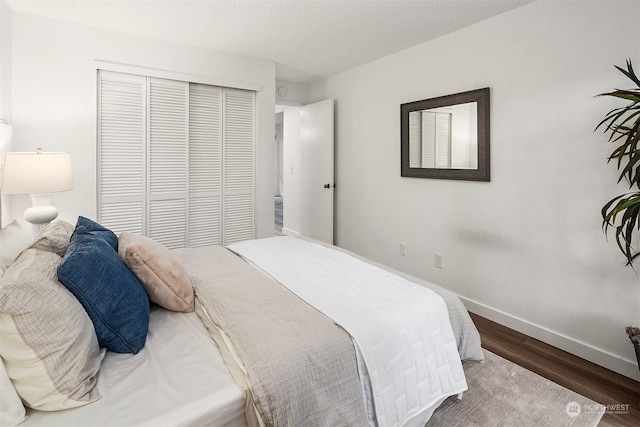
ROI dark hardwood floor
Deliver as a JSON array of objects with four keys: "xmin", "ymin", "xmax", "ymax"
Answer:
[{"xmin": 469, "ymin": 313, "xmax": 640, "ymax": 426}]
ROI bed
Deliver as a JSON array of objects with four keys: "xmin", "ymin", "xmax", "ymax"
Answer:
[{"xmin": 0, "ymin": 218, "xmax": 483, "ymax": 427}]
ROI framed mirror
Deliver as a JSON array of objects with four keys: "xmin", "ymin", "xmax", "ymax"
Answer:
[{"xmin": 401, "ymin": 87, "xmax": 490, "ymax": 181}]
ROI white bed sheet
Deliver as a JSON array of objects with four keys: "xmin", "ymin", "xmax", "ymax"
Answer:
[{"xmin": 22, "ymin": 306, "xmax": 246, "ymax": 427}]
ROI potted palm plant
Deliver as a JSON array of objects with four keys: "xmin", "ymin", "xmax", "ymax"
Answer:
[
  {"xmin": 596, "ymin": 59, "xmax": 640, "ymax": 372},
  {"xmin": 626, "ymin": 327, "xmax": 640, "ymax": 372}
]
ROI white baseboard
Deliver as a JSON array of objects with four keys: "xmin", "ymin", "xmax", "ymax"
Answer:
[
  {"xmin": 460, "ymin": 296, "xmax": 640, "ymax": 382},
  {"xmin": 281, "ymin": 227, "xmax": 300, "ymax": 237}
]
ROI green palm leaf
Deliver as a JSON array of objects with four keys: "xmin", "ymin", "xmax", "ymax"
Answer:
[{"xmin": 597, "ymin": 60, "xmax": 640, "ymax": 267}]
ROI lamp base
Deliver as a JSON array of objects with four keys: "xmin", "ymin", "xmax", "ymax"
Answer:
[{"xmin": 24, "ymin": 194, "xmax": 59, "ymax": 225}]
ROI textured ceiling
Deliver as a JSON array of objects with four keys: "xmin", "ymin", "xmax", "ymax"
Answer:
[{"xmin": 7, "ymin": 0, "xmax": 532, "ymax": 83}]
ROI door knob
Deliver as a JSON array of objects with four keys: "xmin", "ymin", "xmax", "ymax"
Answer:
[{"xmin": 323, "ymin": 183, "xmax": 330, "ymax": 189}]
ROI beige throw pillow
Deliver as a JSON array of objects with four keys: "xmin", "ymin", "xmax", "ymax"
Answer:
[{"xmin": 118, "ymin": 232, "xmax": 194, "ymax": 312}]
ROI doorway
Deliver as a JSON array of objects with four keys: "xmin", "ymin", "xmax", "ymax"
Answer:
[
  {"xmin": 275, "ymin": 100, "xmax": 334, "ymax": 244},
  {"xmin": 274, "ymin": 105, "xmax": 300, "ymax": 237},
  {"xmin": 274, "ymin": 111, "xmax": 284, "ymax": 234}
]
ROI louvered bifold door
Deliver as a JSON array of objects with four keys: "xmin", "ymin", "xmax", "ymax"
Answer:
[
  {"xmin": 222, "ymin": 88, "xmax": 255, "ymax": 245},
  {"xmin": 435, "ymin": 113, "xmax": 452, "ymax": 168},
  {"xmin": 188, "ymin": 83, "xmax": 222, "ymax": 247},
  {"xmin": 97, "ymin": 70, "xmax": 146, "ymax": 236},
  {"xmin": 421, "ymin": 112, "xmax": 436, "ymax": 168},
  {"xmin": 409, "ymin": 111, "xmax": 422, "ymax": 168},
  {"xmin": 148, "ymin": 78, "xmax": 188, "ymax": 249}
]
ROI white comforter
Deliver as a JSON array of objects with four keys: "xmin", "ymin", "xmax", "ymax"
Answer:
[{"xmin": 228, "ymin": 236, "xmax": 468, "ymax": 427}]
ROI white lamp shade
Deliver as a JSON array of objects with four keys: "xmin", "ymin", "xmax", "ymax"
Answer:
[{"xmin": 1, "ymin": 151, "xmax": 74, "ymax": 195}]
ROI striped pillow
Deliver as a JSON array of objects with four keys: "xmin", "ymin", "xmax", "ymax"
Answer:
[
  {"xmin": 30, "ymin": 220, "xmax": 75, "ymax": 256},
  {"xmin": 0, "ymin": 226, "xmax": 105, "ymax": 411}
]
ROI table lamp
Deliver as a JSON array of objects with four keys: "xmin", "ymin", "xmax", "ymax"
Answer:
[{"xmin": 1, "ymin": 149, "xmax": 74, "ymax": 225}]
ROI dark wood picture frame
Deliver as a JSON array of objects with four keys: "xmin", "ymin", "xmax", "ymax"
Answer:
[{"xmin": 401, "ymin": 87, "xmax": 490, "ymax": 181}]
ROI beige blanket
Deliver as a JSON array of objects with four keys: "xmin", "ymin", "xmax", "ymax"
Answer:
[{"xmin": 173, "ymin": 246, "xmax": 368, "ymax": 427}]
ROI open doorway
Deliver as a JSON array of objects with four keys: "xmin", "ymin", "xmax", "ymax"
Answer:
[
  {"xmin": 275, "ymin": 100, "xmax": 334, "ymax": 243},
  {"xmin": 274, "ymin": 111, "xmax": 284, "ymax": 234},
  {"xmin": 275, "ymin": 104, "xmax": 302, "ymax": 237}
]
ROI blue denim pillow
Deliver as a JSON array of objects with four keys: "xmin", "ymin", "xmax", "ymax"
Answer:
[
  {"xmin": 73, "ymin": 216, "xmax": 118, "ymax": 250},
  {"xmin": 57, "ymin": 218, "xmax": 149, "ymax": 354}
]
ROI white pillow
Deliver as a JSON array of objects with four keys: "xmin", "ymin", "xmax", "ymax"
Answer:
[
  {"xmin": 0, "ymin": 357, "xmax": 27, "ymax": 427},
  {"xmin": 0, "ymin": 219, "xmax": 35, "ymax": 273}
]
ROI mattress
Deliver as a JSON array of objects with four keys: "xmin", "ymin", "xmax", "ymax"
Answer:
[{"xmin": 21, "ymin": 306, "xmax": 246, "ymax": 427}]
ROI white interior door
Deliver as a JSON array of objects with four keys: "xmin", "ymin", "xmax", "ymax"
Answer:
[{"xmin": 299, "ymin": 99, "xmax": 334, "ymax": 244}]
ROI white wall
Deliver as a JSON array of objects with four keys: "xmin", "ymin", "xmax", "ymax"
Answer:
[
  {"xmin": 0, "ymin": 0, "xmax": 10, "ymax": 123},
  {"xmin": 449, "ymin": 103, "xmax": 475, "ymax": 169},
  {"xmin": 9, "ymin": 11, "xmax": 276, "ymax": 238},
  {"xmin": 0, "ymin": 0, "xmax": 13, "ymax": 226},
  {"xmin": 276, "ymin": 79, "xmax": 309, "ymax": 106},
  {"xmin": 310, "ymin": 0, "xmax": 640, "ymax": 379}
]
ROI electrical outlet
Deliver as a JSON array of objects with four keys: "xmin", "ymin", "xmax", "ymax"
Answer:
[
  {"xmin": 434, "ymin": 253, "xmax": 444, "ymax": 269},
  {"xmin": 400, "ymin": 243, "xmax": 406, "ymax": 256}
]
